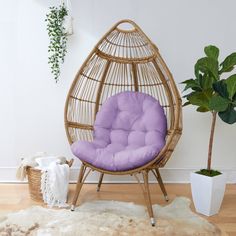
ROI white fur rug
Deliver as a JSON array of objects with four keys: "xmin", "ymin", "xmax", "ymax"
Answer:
[{"xmin": 0, "ymin": 197, "xmax": 220, "ymax": 236}]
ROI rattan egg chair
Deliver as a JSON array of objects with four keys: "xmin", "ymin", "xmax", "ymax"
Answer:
[{"xmin": 64, "ymin": 19, "xmax": 182, "ymax": 226}]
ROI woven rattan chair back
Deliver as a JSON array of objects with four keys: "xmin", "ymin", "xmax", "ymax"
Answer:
[
  {"xmin": 65, "ymin": 19, "xmax": 182, "ymax": 168},
  {"xmin": 65, "ymin": 20, "xmax": 182, "ymax": 226}
]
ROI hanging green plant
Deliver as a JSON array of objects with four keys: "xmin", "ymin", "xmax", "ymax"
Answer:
[{"xmin": 45, "ymin": 4, "xmax": 68, "ymax": 82}]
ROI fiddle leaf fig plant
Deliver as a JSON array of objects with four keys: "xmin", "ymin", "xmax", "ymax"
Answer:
[
  {"xmin": 45, "ymin": 4, "xmax": 68, "ymax": 82},
  {"xmin": 182, "ymin": 45, "xmax": 236, "ymax": 176}
]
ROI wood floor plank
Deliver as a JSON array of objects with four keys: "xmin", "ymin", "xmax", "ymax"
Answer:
[{"xmin": 0, "ymin": 183, "xmax": 235, "ymax": 235}]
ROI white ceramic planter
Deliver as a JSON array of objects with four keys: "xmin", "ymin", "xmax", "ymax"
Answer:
[{"xmin": 190, "ymin": 172, "xmax": 226, "ymax": 216}]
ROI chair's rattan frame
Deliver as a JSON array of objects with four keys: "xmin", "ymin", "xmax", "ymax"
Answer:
[{"xmin": 64, "ymin": 19, "xmax": 182, "ymax": 226}]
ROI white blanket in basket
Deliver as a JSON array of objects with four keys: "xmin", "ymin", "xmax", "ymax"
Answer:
[{"xmin": 41, "ymin": 162, "xmax": 70, "ymax": 207}]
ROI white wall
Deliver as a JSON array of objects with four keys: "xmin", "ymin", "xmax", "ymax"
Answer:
[{"xmin": 0, "ymin": 0, "xmax": 235, "ymax": 182}]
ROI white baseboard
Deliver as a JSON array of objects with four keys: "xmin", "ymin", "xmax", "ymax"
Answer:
[{"xmin": 0, "ymin": 166, "xmax": 235, "ymax": 183}]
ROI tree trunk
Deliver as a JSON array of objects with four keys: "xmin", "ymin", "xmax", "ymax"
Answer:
[{"xmin": 207, "ymin": 112, "xmax": 217, "ymax": 171}]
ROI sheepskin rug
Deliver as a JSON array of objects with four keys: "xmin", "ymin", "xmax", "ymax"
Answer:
[{"xmin": 0, "ymin": 197, "xmax": 220, "ymax": 236}]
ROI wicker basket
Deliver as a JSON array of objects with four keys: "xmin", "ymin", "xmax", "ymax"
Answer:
[{"xmin": 26, "ymin": 159, "xmax": 74, "ymax": 202}]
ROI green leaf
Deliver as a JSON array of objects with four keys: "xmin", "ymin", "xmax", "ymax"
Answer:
[
  {"xmin": 195, "ymin": 57, "xmax": 219, "ymax": 80},
  {"xmin": 196, "ymin": 106, "xmax": 210, "ymax": 112},
  {"xmin": 209, "ymin": 96, "xmax": 229, "ymax": 112},
  {"xmin": 200, "ymin": 73, "xmax": 214, "ymax": 90},
  {"xmin": 225, "ymin": 74, "xmax": 236, "ymax": 99},
  {"xmin": 188, "ymin": 90, "xmax": 213, "ymax": 109},
  {"xmin": 204, "ymin": 45, "xmax": 219, "ymax": 60},
  {"xmin": 220, "ymin": 52, "xmax": 236, "ymax": 74},
  {"xmin": 213, "ymin": 80, "xmax": 229, "ymax": 98},
  {"xmin": 233, "ymin": 93, "xmax": 236, "ymax": 102},
  {"xmin": 181, "ymin": 79, "xmax": 201, "ymax": 91},
  {"xmin": 218, "ymin": 104, "xmax": 236, "ymax": 124}
]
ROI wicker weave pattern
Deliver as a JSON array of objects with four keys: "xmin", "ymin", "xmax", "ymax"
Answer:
[
  {"xmin": 65, "ymin": 20, "xmax": 182, "ymax": 225},
  {"xmin": 27, "ymin": 167, "xmax": 43, "ymax": 202},
  {"xmin": 65, "ymin": 20, "xmax": 182, "ymax": 171}
]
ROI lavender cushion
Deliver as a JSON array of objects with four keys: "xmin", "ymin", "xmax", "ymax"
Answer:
[{"xmin": 71, "ymin": 91, "xmax": 167, "ymax": 171}]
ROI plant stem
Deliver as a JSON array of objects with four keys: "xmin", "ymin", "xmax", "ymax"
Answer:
[{"xmin": 207, "ymin": 112, "xmax": 217, "ymax": 171}]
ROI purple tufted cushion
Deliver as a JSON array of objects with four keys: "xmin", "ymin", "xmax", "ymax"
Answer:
[{"xmin": 71, "ymin": 91, "xmax": 167, "ymax": 171}]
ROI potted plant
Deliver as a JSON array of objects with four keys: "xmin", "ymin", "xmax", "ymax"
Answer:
[
  {"xmin": 182, "ymin": 45, "xmax": 236, "ymax": 216},
  {"xmin": 45, "ymin": 2, "xmax": 73, "ymax": 82}
]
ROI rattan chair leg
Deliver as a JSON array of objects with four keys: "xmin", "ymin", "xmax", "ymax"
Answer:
[
  {"xmin": 97, "ymin": 173, "xmax": 104, "ymax": 192},
  {"xmin": 71, "ymin": 164, "xmax": 86, "ymax": 211},
  {"xmin": 154, "ymin": 168, "xmax": 169, "ymax": 202},
  {"xmin": 142, "ymin": 170, "xmax": 155, "ymax": 227}
]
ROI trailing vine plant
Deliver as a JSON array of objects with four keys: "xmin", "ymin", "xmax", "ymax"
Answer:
[{"xmin": 45, "ymin": 4, "xmax": 68, "ymax": 82}]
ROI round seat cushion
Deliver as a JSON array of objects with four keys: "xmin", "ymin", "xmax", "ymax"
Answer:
[{"xmin": 71, "ymin": 91, "xmax": 167, "ymax": 171}]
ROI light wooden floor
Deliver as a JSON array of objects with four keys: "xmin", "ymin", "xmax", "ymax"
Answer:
[{"xmin": 0, "ymin": 183, "xmax": 235, "ymax": 235}]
